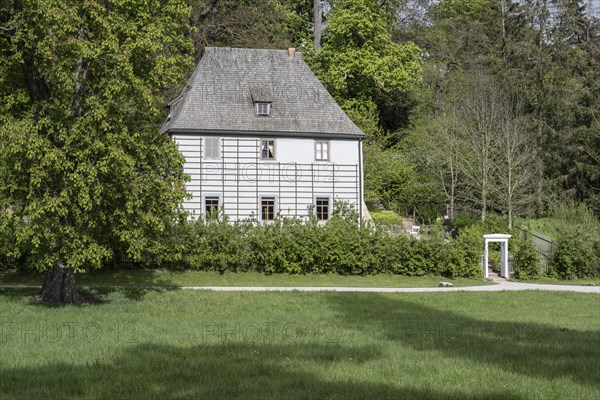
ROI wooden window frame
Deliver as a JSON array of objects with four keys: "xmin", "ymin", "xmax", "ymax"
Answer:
[
  {"xmin": 260, "ymin": 139, "xmax": 276, "ymax": 160},
  {"xmin": 260, "ymin": 196, "xmax": 276, "ymax": 221}
]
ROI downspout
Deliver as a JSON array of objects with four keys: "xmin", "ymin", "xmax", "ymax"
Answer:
[{"xmin": 358, "ymin": 138, "xmax": 364, "ymax": 225}]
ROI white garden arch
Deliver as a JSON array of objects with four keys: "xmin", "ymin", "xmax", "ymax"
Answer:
[{"xmin": 483, "ymin": 234, "xmax": 512, "ymax": 279}]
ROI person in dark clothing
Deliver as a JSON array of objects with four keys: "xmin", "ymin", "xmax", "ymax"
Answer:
[
  {"xmin": 443, "ymin": 215, "xmax": 452, "ymax": 239},
  {"xmin": 451, "ymin": 227, "xmax": 459, "ymax": 239}
]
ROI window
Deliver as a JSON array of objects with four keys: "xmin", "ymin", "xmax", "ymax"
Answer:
[
  {"xmin": 261, "ymin": 197, "xmax": 275, "ymax": 221},
  {"xmin": 205, "ymin": 197, "xmax": 219, "ymax": 220},
  {"xmin": 204, "ymin": 137, "xmax": 221, "ymax": 159},
  {"xmin": 255, "ymin": 102, "xmax": 271, "ymax": 116},
  {"xmin": 261, "ymin": 139, "xmax": 275, "ymax": 160},
  {"xmin": 315, "ymin": 141, "xmax": 329, "ymax": 161},
  {"xmin": 316, "ymin": 198, "xmax": 330, "ymax": 221}
]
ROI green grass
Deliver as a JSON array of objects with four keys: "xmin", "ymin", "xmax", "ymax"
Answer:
[
  {"xmin": 0, "ymin": 289, "xmax": 598, "ymax": 399},
  {"xmin": 369, "ymin": 209, "xmax": 404, "ymax": 225},
  {"xmin": 0, "ymin": 269, "xmax": 492, "ymax": 288},
  {"xmin": 521, "ymin": 217, "xmax": 562, "ymax": 240}
]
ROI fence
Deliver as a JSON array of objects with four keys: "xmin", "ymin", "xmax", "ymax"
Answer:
[{"xmin": 514, "ymin": 226, "xmax": 554, "ymax": 274}]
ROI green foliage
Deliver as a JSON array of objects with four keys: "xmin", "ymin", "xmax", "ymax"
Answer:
[
  {"xmin": 308, "ymin": 0, "xmax": 422, "ymax": 141},
  {"xmin": 0, "ymin": 0, "xmax": 193, "ymax": 272},
  {"xmin": 550, "ymin": 231, "xmax": 600, "ymax": 279},
  {"xmin": 513, "ymin": 237, "xmax": 541, "ymax": 280},
  {"xmin": 527, "ymin": 201, "xmax": 600, "ymax": 279},
  {"xmin": 174, "ymin": 203, "xmax": 481, "ymax": 278},
  {"xmin": 369, "ymin": 210, "xmax": 404, "ymax": 226},
  {"xmin": 364, "ymin": 145, "xmax": 418, "ymax": 212}
]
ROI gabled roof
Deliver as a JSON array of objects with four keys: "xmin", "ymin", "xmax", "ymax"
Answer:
[{"xmin": 160, "ymin": 47, "xmax": 365, "ymax": 139}]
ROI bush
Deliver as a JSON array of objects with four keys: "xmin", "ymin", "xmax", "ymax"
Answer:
[
  {"xmin": 170, "ymin": 202, "xmax": 484, "ymax": 278},
  {"xmin": 545, "ymin": 201, "xmax": 600, "ymax": 279},
  {"xmin": 550, "ymin": 229, "xmax": 600, "ymax": 279},
  {"xmin": 513, "ymin": 237, "xmax": 541, "ymax": 280}
]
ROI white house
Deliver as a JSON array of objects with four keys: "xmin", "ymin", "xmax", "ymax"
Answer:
[{"xmin": 161, "ymin": 47, "xmax": 366, "ymax": 222}]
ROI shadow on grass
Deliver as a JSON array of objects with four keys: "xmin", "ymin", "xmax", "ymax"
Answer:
[
  {"xmin": 0, "ymin": 342, "xmax": 524, "ymax": 400},
  {"xmin": 0, "ymin": 268, "xmax": 179, "ymax": 288},
  {"xmin": 327, "ymin": 293, "xmax": 600, "ymax": 388},
  {"xmin": 0, "ymin": 286, "xmax": 180, "ymax": 305}
]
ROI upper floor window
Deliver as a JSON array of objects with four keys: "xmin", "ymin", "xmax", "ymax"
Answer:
[
  {"xmin": 315, "ymin": 141, "xmax": 329, "ymax": 161},
  {"xmin": 261, "ymin": 139, "xmax": 275, "ymax": 160},
  {"xmin": 255, "ymin": 102, "xmax": 271, "ymax": 116},
  {"xmin": 204, "ymin": 137, "xmax": 221, "ymax": 160}
]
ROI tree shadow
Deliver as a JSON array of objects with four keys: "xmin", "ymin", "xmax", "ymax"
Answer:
[
  {"xmin": 0, "ymin": 286, "xmax": 179, "ymax": 305},
  {"xmin": 0, "ymin": 342, "xmax": 524, "ymax": 399},
  {"xmin": 327, "ymin": 293, "xmax": 600, "ymax": 388}
]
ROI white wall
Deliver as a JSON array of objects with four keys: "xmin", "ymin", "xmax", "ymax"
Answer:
[{"xmin": 172, "ymin": 134, "xmax": 362, "ymax": 221}]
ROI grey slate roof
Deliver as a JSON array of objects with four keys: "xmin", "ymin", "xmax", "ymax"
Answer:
[{"xmin": 160, "ymin": 47, "xmax": 365, "ymax": 139}]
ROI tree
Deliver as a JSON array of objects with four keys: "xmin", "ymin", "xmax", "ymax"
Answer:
[
  {"xmin": 410, "ymin": 110, "xmax": 462, "ymax": 218},
  {"xmin": 313, "ymin": 0, "xmax": 322, "ymax": 50},
  {"xmin": 188, "ymin": 0, "xmax": 306, "ymax": 61},
  {"xmin": 0, "ymin": 0, "xmax": 193, "ymax": 303},
  {"xmin": 495, "ymin": 103, "xmax": 541, "ymax": 229},
  {"xmin": 309, "ymin": 0, "xmax": 422, "ymax": 141}
]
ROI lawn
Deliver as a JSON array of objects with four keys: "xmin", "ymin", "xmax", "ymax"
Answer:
[
  {"xmin": 0, "ymin": 269, "xmax": 493, "ymax": 288},
  {"xmin": 1, "ymin": 289, "xmax": 598, "ymax": 399}
]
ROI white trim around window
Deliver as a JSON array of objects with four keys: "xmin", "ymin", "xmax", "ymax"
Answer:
[
  {"xmin": 255, "ymin": 102, "xmax": 271, "ymax": 116},
  {"xmin": 315, "ymin": 140, "xmax": 330, "ymax": 161},
  {"xmin": 204, "ymin": 194, "xmax": 221, "ymax": 220},
  {"xmin": 314, "ymin": 195, "xmax": 332, "ymax": 222},
  {"xmin": 204, "ymin": 137, "xmax": 221, "ymax": 160},
  {"xmin": 259, "ymin": 195, "xmax": 278, "ymax": 222}
]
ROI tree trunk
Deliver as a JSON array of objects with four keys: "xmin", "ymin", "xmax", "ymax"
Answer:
[
  {"xmin": 313, "ymin": 0, "xmax": 322, "ymax": 51},
  {"xmin": 39, "ymin": 263, "xmax": 85, "ymax": 304}
]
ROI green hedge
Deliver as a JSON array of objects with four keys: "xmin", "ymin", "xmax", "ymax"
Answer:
[{"xmin": 172, "ymin": 205, "xmax": 482, "ymax": 278}]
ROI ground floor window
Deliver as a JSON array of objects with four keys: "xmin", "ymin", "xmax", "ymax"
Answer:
[
  {"xmin": 205, "ymin": 196, "xmax": 219, "ymax": 220},
  {"xmin": 261, "ymin": 197, "xmax": 275, "ymax": 221},
  {"xmin": 316, "ymin": 197, "xmax": 330, "ymax": 221}
]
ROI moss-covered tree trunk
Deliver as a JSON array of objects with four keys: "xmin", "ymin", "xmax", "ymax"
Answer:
[{"xmin": 39, "ymin": 263, "xmax": 84, "ymax": 304}]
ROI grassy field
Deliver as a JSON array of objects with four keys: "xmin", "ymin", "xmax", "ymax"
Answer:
[
  {"xmin": 1, "ymin": 289, "xmax": 598, "ymax": 399},
  {"xmin": 0, "ymin": 269, "xmax": 493, "ymax": 288}
]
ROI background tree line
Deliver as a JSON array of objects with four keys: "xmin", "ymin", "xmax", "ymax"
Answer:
[{"xmin": 183, "ymin": 0, "xmax": 598, "ymax": 223}]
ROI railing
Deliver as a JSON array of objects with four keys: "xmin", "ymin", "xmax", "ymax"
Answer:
[{"xmin": 514, "ymin": 226, "xmax": 554, "ymax": 274}]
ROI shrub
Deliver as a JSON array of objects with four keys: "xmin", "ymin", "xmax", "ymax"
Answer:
[
  {"xmin": 513, "ymin": 237, "xmax": 541, "ymax": 280},
  {"xmin": 169, "ymin": 202, "xmax": 487, "ymax": 278},
  {"xmin": 550, "ymin": 229, "xmax": 600, "ymax": 279}
]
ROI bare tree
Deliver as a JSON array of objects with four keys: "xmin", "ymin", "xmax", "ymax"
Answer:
[
  {"xmin": 495, "ymin": 107, "xmax": 541, "ymax": 229},
  {"xmin": 454, "ymin": 74, "xmax": 502, "ymax": 221},
  {"xmin": 452, "ymin": 74, "xmax": 541, "ymax": 226},
  {"xmin": 413, "ymin": 110, "xmax": 462, "ymax": 218}
]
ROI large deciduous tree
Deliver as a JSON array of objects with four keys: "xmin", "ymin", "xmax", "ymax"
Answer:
[
  {"xmin": 309, "ymin": 0, "xmax": 422, "ymax": 140},
  {"xmin": 0, "ymin": 0, "xmax": 193, "ymax": 303}
]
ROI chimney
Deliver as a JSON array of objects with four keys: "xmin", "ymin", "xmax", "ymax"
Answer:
[{"xmin": 288, "ymin": 47, "xmax": 296, "ymax": 59}]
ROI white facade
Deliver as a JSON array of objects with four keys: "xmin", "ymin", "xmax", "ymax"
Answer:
[{"xmin": 173, "ymin": 135, "xmax": 363, "ymax": 222}]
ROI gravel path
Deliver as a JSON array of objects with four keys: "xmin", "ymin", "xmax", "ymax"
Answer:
[
  {"xmin": 1, "ymin": 279, "xmax": 598, "ymax": 293},
  {"xmin": 181, "ymin": 278, "xmax": 600, "ymax": 293}
]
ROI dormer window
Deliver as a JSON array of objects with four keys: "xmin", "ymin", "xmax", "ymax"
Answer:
[
  {"xmin": 250, "ymin": 85, "xmax": 273, "ymax": 117},
  {"xmin": 255, "ymin": 102, "xmax": 271, "ymax": 116}
]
